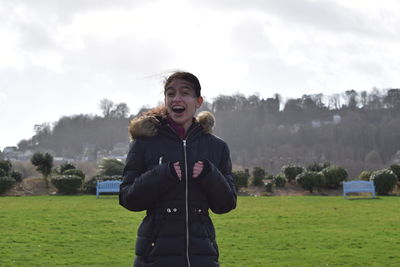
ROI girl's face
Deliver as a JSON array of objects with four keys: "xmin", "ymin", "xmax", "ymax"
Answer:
[{"xmin": 164, "ymin": 79, "xmax": 203, "ymax": 131}]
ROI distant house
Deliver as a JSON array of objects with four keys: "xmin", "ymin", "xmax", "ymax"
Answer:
[
  {"xmin": 3, "ymin": 146, "xmax": 18, "ymax": 160},
  {"xmin": 3, "ymin": 146, "xmax": 17, "ymax": 154},
  {"xmin": 323, "ymin": 114, "xmax": 342, "ymax": 126},
  {"xmin": 16, "ymin": 150, "xmax": 34, "ymax": 161},
  {"xmin": 332, "ymin": 114, "xmax": 341, "ymax": 124},
  {"xmin": 311, "ymin": 120, "xmax": 322, "ymax": 128}
]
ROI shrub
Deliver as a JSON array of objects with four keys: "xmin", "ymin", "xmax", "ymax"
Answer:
[
  {"xmin": 265, "ymin": 181, "xmax": 273, "ymax": 193},
  {"xmin": 296, "ymin": 171, "xmax": 325, "ymax": 193},
  {"xmin": 83, "ymin": 175, "xmax": 122, "ymax": 194},
  {"xmin": 0, "ymin": 160, "xmax": 12, "ymax": 172},
  {"xmin": 252, "ymin": 167, "xmax": 265, "ymax": 186},
  {"xmin": 98, "ymin": 158, "xmax": 124, "ymax": 176},
  {"xmin": 282, "ymin": 164, "xmax": 304, "ymax": 182},
  {"xmin": 10, "ymin": 171, "xmax": 23, "ymax": 183},
  {"xmin": 307, "ymin": 162, "xmax": 330, "ymax": 172},
  {"xmin": 358, "ymin": 170, "xmax": 372, "ymax": 181},
  {"xmin": 0, "ymin": 160, "xmax": 12, "ymax": 176},
  {"xmin": 365, "ymin": 150, "xmax": 383, "ymax": 164},
  {"xmin": 31, "ymin": 152, "xmax": 53, "ymax": 188},
  {"xmin": 389, "ymin": 164, "xmax": 400, "ymax": 180},
  {"xmin": 51, "ymin": 175, "xmax": 83, "ymax": 194},
  {"xmin": 232, "ymin": 170, "xmax": 249, "ymax": 189},
  {"xmin": 0, "ymin": 176, "xmax": 16, "ymax": 195},
  {"xmin": 63, "ymin": 169, "xmax": 85, "ymax": 180},
  {"xmin": 57, "ymin": 163, "xmax": 76, "ymax": 174},
  {"xmin": 321, "ymin": 166, "xmax": 348, "ymax": 189},
  {"xmin": 273, "ymin": 174, "xmax": 286, "ymax": 188},
  {"xmin": 370, "ymin": 169, "xmax": 397, "ymax": 196}
]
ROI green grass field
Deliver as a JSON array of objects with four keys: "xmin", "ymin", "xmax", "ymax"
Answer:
[{"xmin": 1, "ymin": 195, "xmax": 399, "ymax": 266}]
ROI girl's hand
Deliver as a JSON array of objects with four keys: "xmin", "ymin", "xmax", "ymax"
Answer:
[
  {"xmin": 173, "ymin": 162, "xmax": 182, "ymax": 180},
  {"xmin": 192, "ymin": 161, "xmax": 204, "ymax": 178}
]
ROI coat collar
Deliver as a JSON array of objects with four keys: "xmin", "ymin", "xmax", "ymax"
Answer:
[{"xmin": 129, "ymin": 107, "xmax": 215, "ymax": 140}]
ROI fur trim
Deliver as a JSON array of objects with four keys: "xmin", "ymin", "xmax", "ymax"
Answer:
[
  {"xmin": 128, "ymin": 108, "xmax": 215, "ymax": 139},
  {"xmin": 196, "ymin": 111, "xmax": 215, "ymax": 134},
  {"xmin": 129, "ymin": 115, "xmax": 160, "ymax": 139}
]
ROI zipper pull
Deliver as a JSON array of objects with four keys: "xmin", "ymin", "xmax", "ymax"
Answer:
[{"xmin": 159, "ymin": 156, "xmax": 163, "ymax": 165}]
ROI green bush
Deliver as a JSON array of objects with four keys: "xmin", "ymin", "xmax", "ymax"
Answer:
[
  {"xmin": 282, "ymin": 164, "xmax": 304, "ymax": 182},
  {"xmin": 10, "ymin": 171, "xmax": 22, "ymax": 183},
  {"xmin": 31, "ymin": 152, "xmax": 53, "ymax": 188},
  {"xmin": 232, "ymin": 170, "xmax": 249, "ymax": 189},
  {"xmin": 307, "ymin": 162, "xmax": 330, "ymax": 172},
  {"xmin": 83, "ymin": 175, "xmax": 122, "ymax": 194},
  {"xmin": 358, "ymin": 170, "xmax": 372, "ymax": 181},
  {"xmin": 56, "ymin": 163, "xmax": 76, "ymax": 174},
  {"xmin": 98, "ymin": 158, "xmax": 124, "ymax": 176},
  {"xmin": 365, "ymin": 150, "xmax": 383, "ymax": 164},
  {"xmin": 321, "ymin": 166, "xmax": 348, "ymax": 189},
  {"xmin": 265, "ymin": 181, "xmax": 274, "ymax": 193},
  {"xmin": 0, "ymin": 160, "xmax": 12, "ymax": 176},
  {"xmin": 252, "ymin": 167, "xmax": 265, "ymax": 186},
  {"xmin": 63, "ymin": 169, "xmax": 85, "ymax": 180},
  {"xmin": 51, "ymin": 175, "xmax": 83, "ymax": 194},
  {"xmin": 389, "ymin": 164, "xmax": 400, "ymax": 180},
  {"xmin": 273, "ymin": 174, "xmax": 286, "ymax": 188},
  {"xmin": 370, "ymin": 169, "xmax": 397, "ymax": 196},
  {"xmin": 296, "ymin": 171, "xmax": 325, "ymax": 193},
  {"xmin": 0, "ymin": 176, "xmax": 16, "ymax": 195}
]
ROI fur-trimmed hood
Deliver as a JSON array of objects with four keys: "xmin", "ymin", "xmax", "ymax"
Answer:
[{"xmin": 129, "ymin": 108, "xmax": 215, "ymax": 140}]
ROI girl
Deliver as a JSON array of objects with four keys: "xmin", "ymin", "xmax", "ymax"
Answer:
[{"xmin": 119, "ymin": 71, "xmax": 236, "ymax": 267}]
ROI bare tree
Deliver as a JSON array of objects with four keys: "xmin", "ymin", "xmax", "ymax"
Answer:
[
  {"xmin": 111, "ymin": 103, "xmax": 130, "ymax": 118},
  {"xmin": 99, "ymin": 99, "xmax": 114, "ymax": 118}
]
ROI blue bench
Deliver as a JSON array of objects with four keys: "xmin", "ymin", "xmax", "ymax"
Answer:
[
  {"xmin": 96, "ymin": 180, "xmax": 122, "ymax": 198},
  {"xmin": 343, "ymin": 180, "xmax": 376, "ymax": 198}
]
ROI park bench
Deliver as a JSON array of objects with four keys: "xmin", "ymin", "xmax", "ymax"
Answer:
[
  {"xmin": 343, "ymin": 180, "xmax": 376, "ymax": 198},
  {"xmin": 96, "ymin": 180, "xmax": 122, "ymax": 198}
]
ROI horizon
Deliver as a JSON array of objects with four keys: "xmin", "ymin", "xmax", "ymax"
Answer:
[{"xmin": 0, "ymin": 85, "xmax": 394, "ymax": 151}]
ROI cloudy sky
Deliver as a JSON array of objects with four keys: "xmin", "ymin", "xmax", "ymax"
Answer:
[{"xmin": 1, "ymin": 0, "xmax": 400, "ymax": 150}]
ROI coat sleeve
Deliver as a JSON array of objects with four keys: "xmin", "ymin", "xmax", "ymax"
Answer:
[
  {"xmin": 119, "ymin": 139, "xmax": 179, "ymax": 212},
  {"xmin": 198, "ymin": 141, "xmax": 237, "ymax": 214}
]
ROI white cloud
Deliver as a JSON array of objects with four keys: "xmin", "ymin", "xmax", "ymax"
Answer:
[{"xmin": 1, "ymin": 0, "xmax": 400, "ymax": 149}]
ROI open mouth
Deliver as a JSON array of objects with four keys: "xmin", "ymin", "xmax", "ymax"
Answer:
[{"xmin": 172, "ymin": 106, "xmax": 185, "ymax": 114}]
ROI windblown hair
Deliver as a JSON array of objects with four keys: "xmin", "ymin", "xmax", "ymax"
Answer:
[{"xmin": 164, "ymin": 71, "xmax": 201, "ymax": 97}]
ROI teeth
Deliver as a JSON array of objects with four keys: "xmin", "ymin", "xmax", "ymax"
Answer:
[
  {"xmin": 173, "ymin": 106, "xmax": 184, "ymax": 109},
  {"xmin": 172, "ymin": 106, "xmax": 185, "ymax": 113}
]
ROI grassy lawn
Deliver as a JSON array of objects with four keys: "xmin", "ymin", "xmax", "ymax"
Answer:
[{"xmin": 1, "ymin": 195, "xmax": 399, "ymax": 266}]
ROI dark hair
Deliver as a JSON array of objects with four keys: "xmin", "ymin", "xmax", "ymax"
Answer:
[{"xmin": 164, "ymin": 71, "xmax": 201, "ymax": 97}]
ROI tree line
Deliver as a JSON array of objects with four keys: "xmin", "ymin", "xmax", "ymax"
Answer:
[{"xmin": 17, "ymin": 88, "xmax": 400, "ymax": 177}]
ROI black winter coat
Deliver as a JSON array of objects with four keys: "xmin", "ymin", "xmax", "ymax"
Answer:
[{"xmin": 119, "ymin": 111, "xmax": 237, "ymax": 267}]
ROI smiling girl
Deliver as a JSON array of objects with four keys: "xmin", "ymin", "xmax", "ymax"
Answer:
[{"xmin": 119, "ymin": 71, "xmax": 237, "ymax": 267}]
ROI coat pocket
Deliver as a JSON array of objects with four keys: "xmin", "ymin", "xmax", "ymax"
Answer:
[{"xmin": 136, "ymin": 216, "xmax": 163, "ymax": 259}]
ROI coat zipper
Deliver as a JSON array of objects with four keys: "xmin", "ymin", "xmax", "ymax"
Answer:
[
  {"xmin": 182, "ymin": 124, "xmax": 199, "ymax": 267},
  {"xmin": 183, "ymin": 139, "xmax": 190, "ymax": 267},
  {"xmin": 167, "ymin": 123, "xmax": 199, "ymax": 267}
]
